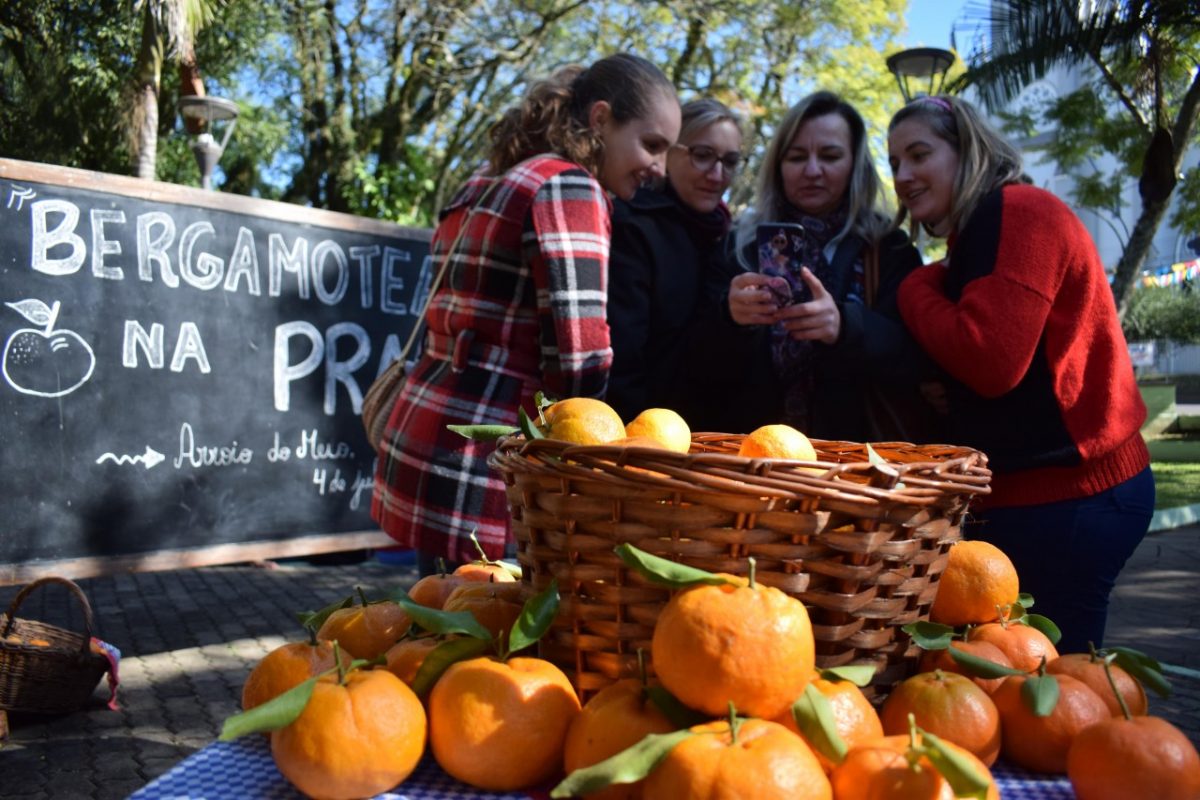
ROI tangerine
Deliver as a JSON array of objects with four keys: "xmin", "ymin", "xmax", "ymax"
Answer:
[
  {"xmin": 271, "ymin": 669, "xmax": 426, "ymax": 800},
  {"xmin": 316, "ymin": 600, "xmax": 412, "ymax": 661},
  {"xmin": 967, "ymin": 620, "xmax": 1059, "ymax": 673},
  {"xmin": 1046, "ymin": 653, "xmax": 1147, "ymax": 717},
  {"xmin": 738, "ymin": 424, "xmax": 818, "ymax": 463},
  {"xmin": 651, "ymin": 574, "xmax": 814, "ymax": 720},
  {"xmin": 429, "ymin": 656, "xmax": 581, "ymax": 791},
  {"xmin": 643, "ymin": 718, "xmax": 831, "ymax": 800},
  {"xmin": 1067, "ymin": 715, "xmax": 1200, "ymax": 800},
  {"xmin": 830, "ymin": 734, "xmax": 999, "ymax": 800},
  {"xmin": 773, "ymin": 676, "xmax": 883, "ymax": 773},
  {"xmin": 540, "ymin": 397, "xmax": 625, "ymax": 445},
  {"xmin": 242, "ymin": 640, "xmax": 350, "ymax": 711},
  {"xmin": 562, "ymin": 678, "xmax": 676, "ymax": 800},
  {"xmin": 624, "ymin": 408, "xmax": 691, "ymax": 453},
  {"xmin": 879, "ymin": 671, "xmax": 1001, "ymax": 767},
  {"xmin": 991, "ymin": 673, "xmax": 1109, "ymax": 774},
  {"xmin": 452, "ymin": 561, "xmax": 517, "ymax": 583},
  {"xmin": 917, "ymin": 640, "xmax": 1013, "ymax": 695},
  {"xmin": 408, "ymin": 572, "xmax": 463, "ymax": 609},
  {"xmin": 383, "ymin": 636, "xmax": 441, "ymax": 687},
  {"xmin": 442, "ymin": 587, "xmax": 523, "ymax": 641},
  {"xmin": 929, "ymin": 540, "xmax": 1019, "ymax": 627}
]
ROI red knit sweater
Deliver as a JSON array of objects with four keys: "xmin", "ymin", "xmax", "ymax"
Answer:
[{"xmin": 898, "ymin": 184, "xmax": 1148, "ymax": 508}]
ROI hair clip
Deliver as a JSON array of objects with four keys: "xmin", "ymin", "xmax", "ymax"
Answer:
[{"xmin": 918, "ymin": 95, "xmax": 954, "ymax": 113}]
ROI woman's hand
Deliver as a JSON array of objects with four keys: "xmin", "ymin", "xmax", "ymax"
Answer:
[
  {"xmin": 776, "ymin": 267, "xmax": 841, "ymax": 345},
  {"xmin": 727, "ymin": 272, "xmax": 782, "ymax": 326}
]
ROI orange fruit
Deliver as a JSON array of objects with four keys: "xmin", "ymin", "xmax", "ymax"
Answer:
[
  {"xmin": 442, "ymin": 587, "xmax": 523, "ymax": 641},
  {"xmin": 917, "ymin": 640, "xmax": 1014, "ymax": 695},
  {"xmin": 1067, "ymin": 715, "xmax": 1200, "ymax": 800},
  {"xmin": 991, "ymin": 673, "xmax": 1110, "ymax": 774},
  {"xmin": 967, "ymin": 620, "xmax": 1059, "ymax": 673},
  {"xmin": 29, "ymin": 638, "xmax": 51, "ymax": 647},
  {"xmin": 831, "ymin": 734, "xmax": 1000, "ymax": 800},
  {"xmin": 429, "ymin": 656, "xmax": 581, "ymax": 791},
  {"xmin": 408, "ymin": 573, "xmax": 463, "ymax": 609},
  {"xmin": 929, "ymin": 540, "xmax": 1019, "ymax": 627},
  {"xmin": 562, "ymin": 679, "xmax": 676, "ymax": 800},
  {"xmin": 540, "ymin": 397, "xmax": 625, "ymax": 445},
  {"xmin": 316, "ymin": 600, "xmax": 412, "ymax": 661},
  {"xmin": 773, "ymin": 676, "xmax": 883, "ymax": 773},
  {"xmin": 443, "ymin": 580, "xmax": 525, "ymax": 605},
  {"xmin": 242, "ymin": 640, "xmax": 350, "ymax": 711},
  {"xmin": 271, "ymin": 669, "xmax": 426, "ymax": 800},
  {"xmin": 1046, "ymin": 653, "xmax": 1148, "ymax": 717},
  {"xmin": 383, "ymin": 636, "xmax": 441, "ymax": 687},
  {"xmin": 643, "ymin": 718, "xmax": 831, "ymax": 800},
  {"xmin": 453, "ymin": 561, "xmax": 517, "ymax": 583},
  {"xmin": 738, "ymin": 424, "xmax": 818, "ymax": 463},
  {"xmin": 624, "ymin": 408, "xmax": 691, "ymax": 453},
  {"xmin": 651, "ymin": 575, "xmax": 814, "ymax": 720},
  {"xmin": 879, "ymin": 671, "xmax": 1001, "ymax": 767}
]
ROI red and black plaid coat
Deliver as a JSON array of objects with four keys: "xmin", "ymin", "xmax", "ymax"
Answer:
[{"xmin": 372, "ymin": 155, "xmax": 613, "ymax": 562}]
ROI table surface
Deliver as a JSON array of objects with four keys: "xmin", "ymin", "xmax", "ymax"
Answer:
[{"xmin": 129, "ymin": 734, "xmax": 1078, "ymax": 799}]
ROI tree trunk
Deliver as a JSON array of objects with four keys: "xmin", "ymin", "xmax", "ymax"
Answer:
[
  {"xmin": 135, "ymin": 83, "xmax": 159, "ymax": 180},
  {"xmin": 1111, "ymin": 196, "xmax": 1169, "ymax": 317}
]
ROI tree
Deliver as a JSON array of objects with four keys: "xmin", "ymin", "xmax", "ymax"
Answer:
[{"xmin": 949, "ymin": 0, "xmax": 1200, "ymax": 316}]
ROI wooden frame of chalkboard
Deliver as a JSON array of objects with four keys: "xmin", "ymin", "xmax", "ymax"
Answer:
[{"xmin": 0, "ymin": 158, "xmax": 433, "ymax": 584}]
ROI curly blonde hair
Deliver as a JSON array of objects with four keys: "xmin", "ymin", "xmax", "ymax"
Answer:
[{"xmin": 488, "ymin": 53, "xmax": 676, "ymax": 177}]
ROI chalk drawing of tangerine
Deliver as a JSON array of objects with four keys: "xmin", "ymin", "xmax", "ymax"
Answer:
[{"xmin": 3, "ymin": 299, "xmax": 96, "ymax": 398}]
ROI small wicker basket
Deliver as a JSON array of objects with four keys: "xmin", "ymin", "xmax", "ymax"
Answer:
[
  {"xmin": 0, "ymin": 576, "xmax": 110, "ymax": 715},
  {"xmin": 489, "ymin": 433, "xmax": 991, "ymax": 701}
]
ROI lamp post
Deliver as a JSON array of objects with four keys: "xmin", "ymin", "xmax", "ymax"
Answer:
[
  {"xmin": 178, "ymin": 96, "xmax": 239, "ymax": 190},
  {"xmin": 885, "ymin": 47, "xmax": 956, "ymax": 103}
]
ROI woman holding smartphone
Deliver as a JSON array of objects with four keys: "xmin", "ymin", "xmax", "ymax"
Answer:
[
  {"xmin": 888, "ymin": 95, "xmax": 1153, "ymax": 651},
  {"xmin": 722, "ymin": 91, "xmax": 932, "ymax": 441},
  {"xmin": 605, "ymin": 98, "xmax": 747, "ymax": 429},
  {"xmin": 372, "ymin": 54, "xmax": 680, "ymax": 574}
]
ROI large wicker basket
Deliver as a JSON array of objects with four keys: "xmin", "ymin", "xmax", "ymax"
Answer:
[
  {"xmin": 489, "ymin": 433, "xmax": 991, "ymax": 701},
  {"xmin": 0, "ymin": 577, "xmax": 110, "ymax": 715}
]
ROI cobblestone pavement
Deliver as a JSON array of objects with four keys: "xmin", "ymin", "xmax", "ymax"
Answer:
[{"xmin": 1, "ymin": 526, "xmax": 1198, "ymax": 800}]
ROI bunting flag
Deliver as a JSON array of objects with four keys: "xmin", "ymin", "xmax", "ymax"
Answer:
[{"xmin": 1138, "ymin": 257, "xmax": 1200, "ymax": 288}]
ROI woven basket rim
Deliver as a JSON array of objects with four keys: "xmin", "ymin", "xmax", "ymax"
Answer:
[{"xmin": 489, "ymin": 432, "xmax": 991, "ymax": 506}]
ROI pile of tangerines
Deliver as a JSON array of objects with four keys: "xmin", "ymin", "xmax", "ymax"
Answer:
[{"xmin": 219, "ymin": 398, "xmax": 1200, "ymax": 800}]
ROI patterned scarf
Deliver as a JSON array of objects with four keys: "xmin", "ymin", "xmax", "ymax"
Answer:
[
  {"xmin": 666, "ymin": 182, "xmax": 733, "ymax": 244},
  {"xmin": 770, "ymin": 201, "xmax": 853, "ymax": 431}
]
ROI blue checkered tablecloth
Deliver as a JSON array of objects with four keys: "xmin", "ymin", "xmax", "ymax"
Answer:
[{"xmin": 129, "ymin": 734, "xmax": 1076, "ymax": 799}]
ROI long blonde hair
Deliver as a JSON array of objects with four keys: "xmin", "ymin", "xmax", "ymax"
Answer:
[
  {"xmin": 488, "ymin": 53, "xmax": 676, "ymax": 177},
  {"xmin": 735, "ymin": 91, "xmax": 890, "ymax": 264},
  {"xmin": 888, "ymin": 95, "xmax": 1025, "ymax": 237}
]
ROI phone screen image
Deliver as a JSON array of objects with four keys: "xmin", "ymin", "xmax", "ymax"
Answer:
[{"xmin": 756, "ymin": 222, "xmax": 812, "ymax": 306}]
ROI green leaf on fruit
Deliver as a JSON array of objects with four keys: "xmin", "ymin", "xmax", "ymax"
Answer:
[
  {"xmin": 1022, "ymin": 613, "xmax": 1062, "ymax": 644},
  {"xmin": 518, "ymin": 407, "xmax": 544, "ymax": 440},
  {"xmin": 549, "ymin": 729, "xmax": 696, "ymax": 799},
  {"xmin": 902, "ymin": 620, "xmax": 956, "ymax": 650},
  {"xmin": 1109, "ymin": 646, "xmax": 1171, "ymax": 698},
  {"xmin": 410, "ymin": 637, "xmax": 492, "ymax": 698},
  {"xmin": 920, "ymin": 730, "xmax": 992, "ymax": 799},
  {"xmin": 506, "ymin": 580, "xmax": 559, "ymax": 656},
  {"xmin": 791, "ymin": 682, "xmax": 848, "ymax": 764},
  {"xmin": 392, "ymin": 594, "xmax": 493, "ymax": 640},
  {"xmin": 218, "ymin": 658, "xmax": 374, "ymax": 740},
  {"xmin": 1022, "ymin": 673, "xmax": 1060, "ymax": 717},
  {"xmin": 645, "ymin": 686, "xmax": 709, "ymax": 729},
  {"xmin": 817, "ymin": 665, "xmax": 877, "ymax": 687},
  {"xmin": 446, "ymin": 424, "xmax": 519, "ymax": 441},
  {"xmin": 614, "ymin": 543, "xmax": 736, "ymax": 589},
  {"xmin": 1017, "ymin": 592, "xmax": 1036, "ymax": 609},
  {"xmin": 947, "ymin": 646, "xmax": 1026, "ymax": 679},
  {"xmin": 296, "ymin": 594, "xmax": 354, "ymax": 633}
]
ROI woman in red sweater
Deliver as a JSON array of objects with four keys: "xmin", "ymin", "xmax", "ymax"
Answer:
[{"xmin": 887, "ymin": 95, "xmax": 1154, "ymax": 653}]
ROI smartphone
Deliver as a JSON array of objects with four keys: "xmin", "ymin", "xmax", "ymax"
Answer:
[{"xmin": 756, "ymin": 222, "xmax": 812, "ymax": 306}]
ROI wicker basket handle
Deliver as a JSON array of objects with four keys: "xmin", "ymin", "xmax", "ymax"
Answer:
[{"xmin": 2, "ymin": 576, "xmax": 97, "ymax": 659}]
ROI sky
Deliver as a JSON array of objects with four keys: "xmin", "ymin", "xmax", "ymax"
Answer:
[{"xmin": 901, "ymin": 0, "xmax": 971, "ymax": 51}]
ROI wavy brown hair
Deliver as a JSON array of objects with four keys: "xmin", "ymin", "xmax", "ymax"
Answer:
[{"xmin": 487, "ymin": 53, "xmax": 676, "ymax": 177}]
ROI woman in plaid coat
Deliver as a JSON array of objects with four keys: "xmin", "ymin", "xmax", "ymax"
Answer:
[{"xmin": 372, "ymin": 54, "xmax": 681, "ymax": 572}]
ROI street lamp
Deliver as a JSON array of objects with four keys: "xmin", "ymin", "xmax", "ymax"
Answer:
[
  {"xmin": 178, "ymin": 95, "xmax": 239, "ymax": 191},
  {"xmin": 885, "ymin": 47, "xmax": 956, "ymax": 103}
]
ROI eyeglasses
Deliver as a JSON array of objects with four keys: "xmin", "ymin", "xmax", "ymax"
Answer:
[{"xmin": 676, "ymin": 144, "xmax": 742, "ymax": 175}]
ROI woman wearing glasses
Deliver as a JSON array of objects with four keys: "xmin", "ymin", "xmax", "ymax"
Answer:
[
  {"xmin": 723, "ymin": 90, "xmax": 935, "ymax": 442},
  {"xmin": 605, "ymin": 98, "xmax": 747, "ymax": 429}
]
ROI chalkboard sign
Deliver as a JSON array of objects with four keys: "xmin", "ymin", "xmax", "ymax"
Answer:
[{"xmin": 0, "ymin": 159, "xmax": 432, "ymax": 583}]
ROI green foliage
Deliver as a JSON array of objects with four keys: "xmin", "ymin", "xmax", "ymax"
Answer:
[
  {"xmin": 1123, "ymin": 287, "xmax": 1200, "ymax": 344},
  {"xmin": 1150, "ymin": 462, "xmax": 1200, "ymax": 510}
]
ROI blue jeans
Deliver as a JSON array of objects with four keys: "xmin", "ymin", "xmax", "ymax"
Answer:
[{"xmin": 963, "ymin": 466, "xmax": 1154, "ymax": 654}]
